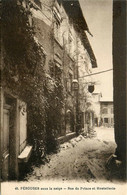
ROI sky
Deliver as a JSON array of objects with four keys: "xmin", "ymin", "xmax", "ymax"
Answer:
[{"xmin": 79, "ymin": 0, "xmax": 113, "ymax": 99}]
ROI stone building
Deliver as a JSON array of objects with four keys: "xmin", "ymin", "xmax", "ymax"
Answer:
[
  {"xmin": 100, "ymin": 98, "xmax": 114, "ymax": 127},
  {"xmin": 90, "ymin": 91, "xmax": 102, "ymax": 127},
  {"xmin": 30, "ymin": 0, "xmax": 97, "ymax": 137},
  {"xmin": 1, "ymin": 0, "xmax": 97, "ymax": 180},
  {"xmin": 88, "ymin": 92, "xmax": 114, "ymax": 128}
]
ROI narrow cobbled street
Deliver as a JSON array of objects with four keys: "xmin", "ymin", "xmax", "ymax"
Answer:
[{"xmin": 25, "ymin": 127, "xmax": 117, "ymax": 182}]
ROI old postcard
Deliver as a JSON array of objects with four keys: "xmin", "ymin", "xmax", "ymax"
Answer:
[{"xmin": 0, "ymin": 0, "xmax": 126, "ymax": 194}]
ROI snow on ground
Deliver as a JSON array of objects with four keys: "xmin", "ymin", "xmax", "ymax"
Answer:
[
  {"xmin": 95, "ymin": 127, "xmax": 115, "ymax": 142},
  {"xmin": 25, "ymin": 127, "xmax": 117, "ymax": 183}
]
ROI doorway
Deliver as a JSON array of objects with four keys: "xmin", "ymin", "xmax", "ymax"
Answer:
[{"xmin": 1, "ymin": 104, "xmax": 11, "ymax": 180}]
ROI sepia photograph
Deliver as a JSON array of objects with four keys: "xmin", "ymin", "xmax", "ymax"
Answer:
[{"xmin": 0, "ymin": 0, "xmax": 126, "ymax": 194}]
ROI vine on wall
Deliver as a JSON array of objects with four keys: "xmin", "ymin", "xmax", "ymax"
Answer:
[
  {"xmin": 45, "ymin": 61, "xmax": 64, "ymax": 153},
  {"xmin": 2, "ymin": 0, "xmax": 64, "ymax": 162}
]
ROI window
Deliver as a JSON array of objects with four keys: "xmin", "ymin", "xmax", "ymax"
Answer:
[
  {"xmin": 68, "ymin": 30, "xmax": 73, "ymax": 54},
  {"xmin": 54, "ymin": 20, "xmax": 60, "ymax": 41},
  {"xmin": 54, "ymin": 53, "xmax": 62, "ymax": 80},
  {"xmin": 102, "ymin": 107, "xmax": 108, "ymax": 114},
  {"xmin": 104, "ymin": 118, "xmax": 108, "ymax": 123},
  {"xmin": 111, "ymin": 118, "xmax": 114, "ymax": 124},
  {"xmin": 67, "ymin": 74, "xmax": 72, "ymax": 92},
  {"xmin": 111, "ymin": 107, "xmax": 114, "ymax": 114},
  {"xmin": 53, "ymin": 6, "xmax": 62, "ymax": 44},
  {"xmin": 55, "ymin": 64, "xmax": 62, "ymax": 81}
]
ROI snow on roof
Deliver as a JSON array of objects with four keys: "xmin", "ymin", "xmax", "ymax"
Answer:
[
  {"xmin": 100, "ymin": 97, "xmax": 113, "ymax": 102},
  {"xmin": 92, "ymin": 91, "xmax": 102, "ymax": 95}
]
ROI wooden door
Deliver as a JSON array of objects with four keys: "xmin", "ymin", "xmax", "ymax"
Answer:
[{"xmin": 2, "ymin": 106, "xmax": 10, "ymax": 180}]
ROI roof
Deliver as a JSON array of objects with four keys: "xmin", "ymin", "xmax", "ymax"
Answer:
[
  {"xmin": 59, "ymin": 0, "xmax": 89, "ymax": 31},
  {"xmin": 92, "ymin": 92, "xmax": 102, "ymax": 95},
  {"xmin": 100, "ymin": 97, "xmax": 113, "ymax": 102},
  {"xmin": 78, "ymin": 30, "xmax": 97, "ymax": 68},
  {"xmin": 57, "ymin": 0, "xmax": 97, "ymax": 68}
]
